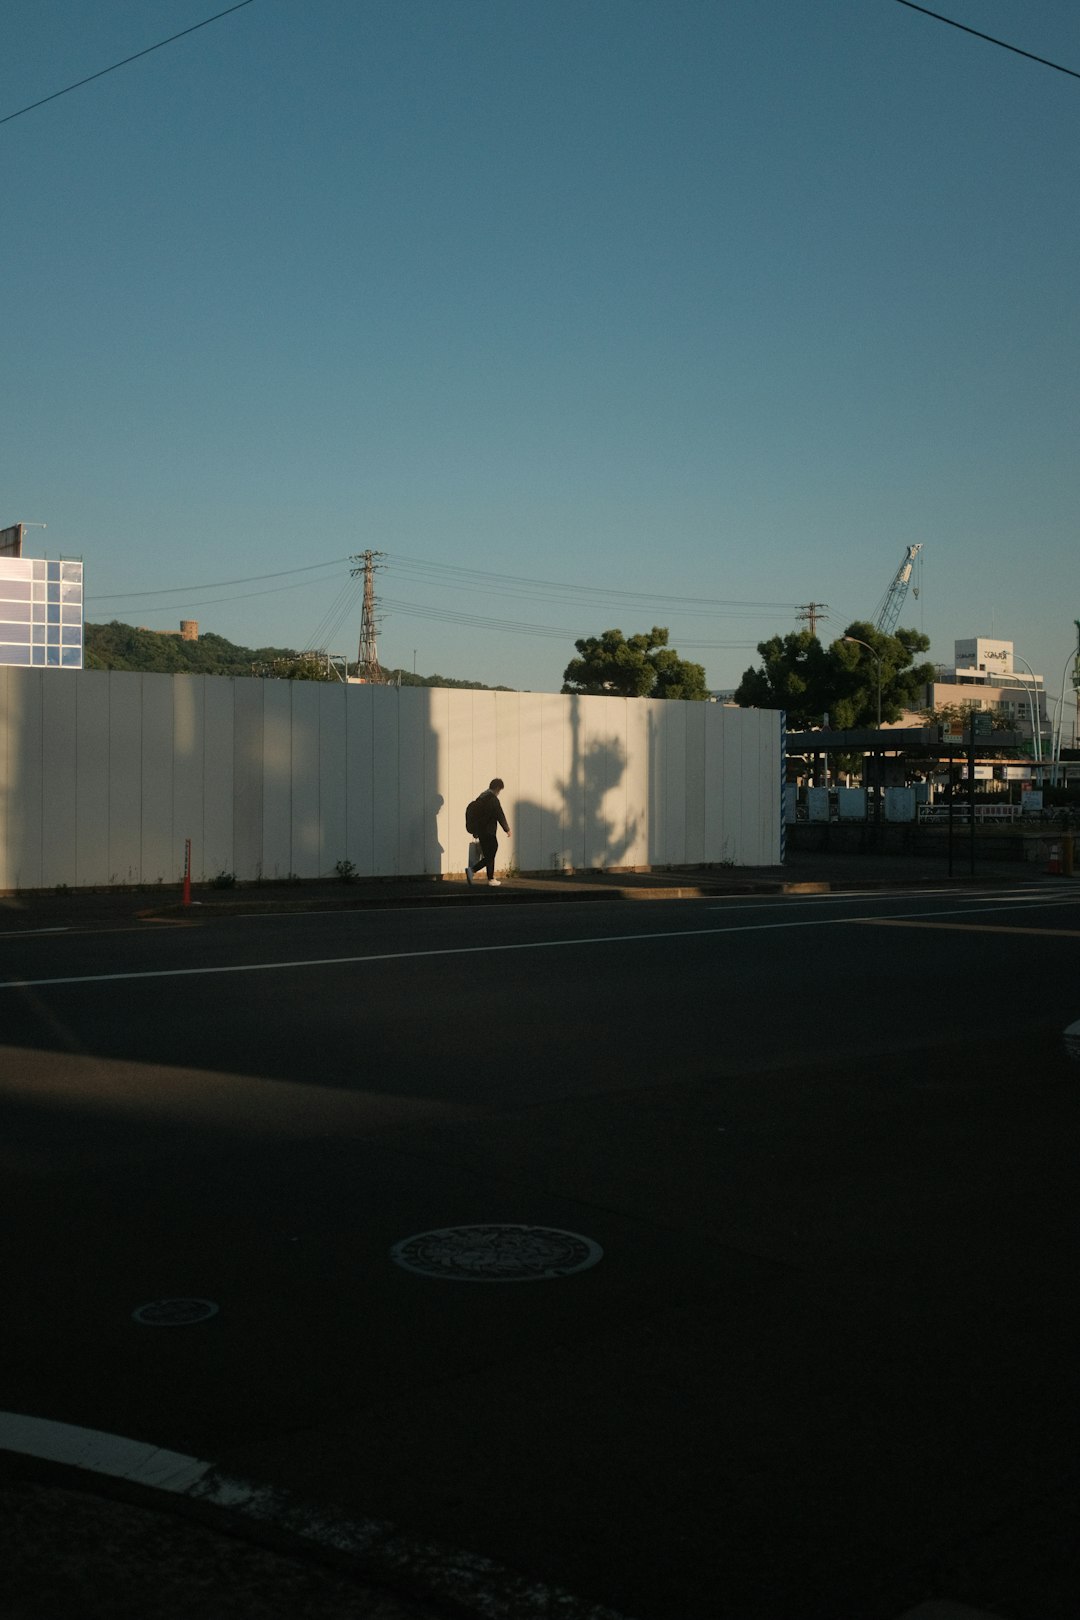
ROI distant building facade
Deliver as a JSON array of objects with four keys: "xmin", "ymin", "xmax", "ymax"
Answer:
[
  {"xmin": 0, "ymin": 525, "xmax": 84, "ymax": 670},
  {"xmin": 919, "ymin": 638, "xmax": 1048, "ymax": 751},
  {"xmin": 137, "ymin": 620, "xmax": 199, "ymax": 640}
]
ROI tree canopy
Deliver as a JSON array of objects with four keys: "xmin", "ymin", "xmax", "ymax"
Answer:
[
  {"xmin": 733, "ymin": 621, "xmax": 934, "ymax": 729},
  {"xmin": 85, "ymin": 623, "xmax": 512, "ymax": 689},
  {"xmin": 561, "ymin": 627, "xmax": 708, "ymax": 700}
]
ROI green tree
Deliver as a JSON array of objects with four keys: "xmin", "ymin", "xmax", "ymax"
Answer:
[
  {"xmin": 561, "ymin": 627, "xmax": 707, "ymax": 700},
  {"xmin": 732, "ymin": 630, "xmax": 832, "ymax": 728},
  {"xmin": 734, "ymin": 622, "xmax": 934, "ymax": 728},
  {"xmin": 831, "ymin": 622, "xmax": 934, "ymax": 727}
]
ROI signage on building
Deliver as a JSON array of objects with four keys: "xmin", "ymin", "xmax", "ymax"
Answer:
[{"xmin": 954, "ymin": 637, "xmax": 1014, "ymax": 676}]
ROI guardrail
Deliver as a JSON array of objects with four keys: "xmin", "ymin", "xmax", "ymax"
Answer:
[{"xmin": 917, "ymin": 804, "xmax": 1023, "ymax": 823}]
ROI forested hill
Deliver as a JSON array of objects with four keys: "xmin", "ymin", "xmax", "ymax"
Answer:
[
  {"xmin": 85, "ymin": 621, "xmax": 304, "ymax": 675},
  {"xmin": 84, "ymin": 621, "xmax": 512, "ymax": 690}
]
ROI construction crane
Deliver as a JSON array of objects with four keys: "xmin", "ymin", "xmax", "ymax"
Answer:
[{"xmin": 873, "ymin": 544, "xmax": 922, "ymax": 635}]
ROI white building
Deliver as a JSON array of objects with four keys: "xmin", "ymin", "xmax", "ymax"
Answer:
[
  {"xmin": 0, "ymin": 525, "xmax": 84, "ymax": 670},
  {"xmin": 922, "ymin": 638, "xmax": 1048, "ymax": 752}
]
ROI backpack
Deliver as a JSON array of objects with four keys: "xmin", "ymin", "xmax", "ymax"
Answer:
[{"xmin": 465, "ymin": 798, "xmax": 481, "ymax": 836}]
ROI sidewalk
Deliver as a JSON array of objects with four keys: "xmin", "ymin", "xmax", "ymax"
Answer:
[
  {"xmin": 0, "ymin": 849, "xmax": 1060, "ymax": 1619},
  {"xmin": 0, "ymin": 846, "xmax": 1059, "ymax": 933}
]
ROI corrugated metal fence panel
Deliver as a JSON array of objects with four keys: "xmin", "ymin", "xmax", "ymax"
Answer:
[
  {"xmin": 760, "ymin": 707, "xmax": 783, "ymax": 864},
  {"xmin": 397, "ymin": 687, "xmax": 428, "ymax": 878},
  {"xmin": 171, "ymin": 677, "xmax": 206, "ymax": 880},
  {"xmin": 684, "ymin": 701, "xmax": 707, "ymax": 866},
  {"xmin": 289, "ymin": 683, "xmax": 321, "ymax": 879},
  {"xmin": 624, "ymin": 700, "xmax": 650, "ymax": 868},
  {"xmin": 40, "ymin": 672, "xmax": 76, "ymax": 888},
  {"xmin": 703, "ymin": 703, "xmax": 727, "ymax": 864},
  {"xmin": 203, "ymin": 678, "xmax": 236, "ymax": 880},
  {"xmin": 75, "ymin": 672, "xmax": 110, "ymax": 886},
  {"xmin": 580, "ymin": 695, "xmax": 626, "ymax": 870},
  {"xmin": 424, "ymin": 685, "xmax": 450, "ymax": 876},
  {"xmin": 514, "ymin": 693, "xmax": 543, "ymax": 874},
  {"xmin": 9, "ymin": 671, "xmax": 46, "ymax": 890},
  {"xmin": 142, "ymin": 674, "xmax": 176, "ymax": 884},
  {"xmin": 721, "ymin": 707, "xmax": 749, "ymax": 865},
  {"xmin": 371, "ymin": 687, "xmax": 400, "ymax": 875},
  {"xmin": 108, "ymin": 671, "xmax": 143, "ymax": 886},
  {"xmin": 261, "ymin": 681, "xmax": 292, "ymax": 881},
  {"xmin": 540, "ymin": 692, "xmax": 571, "ymax": 871},
  {"xmin": 495, "ymin": 692, "xmax": 521, "ymax": 859},
  {"xmin": 736, "ymin": 707, "xmax": 780, "ymax": 866},
  {"xmin": 232, "ymin": 678, "xmax": 263, "ymax": 883},
  {"xmin": 445, "ymin": 690, "xmax": 476, "ymax": 874},
  {"xmin": 317, "ymin": 683, "xmax": 347, "ymax": 880},
  {"xmin": 344, "ymin": 684, "xmax": 374, "ymax": 877},
  {"xmin": 0, "ymin": 670, "xmax": 782, "ymax": 886}
]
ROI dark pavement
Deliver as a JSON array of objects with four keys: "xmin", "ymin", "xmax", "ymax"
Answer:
[{"xmin": 1, "ymin": 851, "xmax": 1077, "ymax": 1620}]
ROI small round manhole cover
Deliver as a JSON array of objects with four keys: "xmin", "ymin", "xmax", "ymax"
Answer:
[
  {"xmin": 132, "ymin": 1298, "xmax": 220, "ymax": 1326},
  {"xmin": 391, "ymin": 1225, "xmax": 603, "ymax": 1282}
]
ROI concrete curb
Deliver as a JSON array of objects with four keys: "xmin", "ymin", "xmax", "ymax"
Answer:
[{"xmin": 1, "ymin": 1411, "xmax": 638, "ymax": 1620}]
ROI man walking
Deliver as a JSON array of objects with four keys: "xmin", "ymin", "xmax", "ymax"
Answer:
[{"xmin": 465, "ymin": 778, "xmax": 511, "ymax": 886}]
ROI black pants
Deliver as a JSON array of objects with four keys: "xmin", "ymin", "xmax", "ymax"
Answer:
[{"xmin": 470, "ymin": 832, "xmax": 498, "ymax": 880}]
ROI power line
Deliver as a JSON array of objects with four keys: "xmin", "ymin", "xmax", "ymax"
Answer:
[
  {"xmin": 892, "ymin": 1, "xmax": 1080, "ymax": 81},
  {"xmin": 387, "ymin": 553, "xmax": 797, "ymax": 616},
  {"xmin": 381, "ymin": 598, "xmax": 574, "ymax": 642},
  {"xmin": 1, "ymin": 0, "xmax": 259, "ymax": 128},
  {"xmin": 85, "ymin": 556, "xmax": 351, "ymax": 602}
]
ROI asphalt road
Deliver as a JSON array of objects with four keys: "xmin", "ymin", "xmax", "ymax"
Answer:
[{"xmin": 2, "ymin": 881, "xmax": 1079, "ymax": 1619}]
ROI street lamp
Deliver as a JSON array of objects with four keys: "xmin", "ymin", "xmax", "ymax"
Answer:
[
  {"xmin": 1047, "ymin": 632, "xmax": 1080, "ymax": 786},
  {"xmin": 1010, "ymin": 652, "xmax": 1042, "ymax": 764},
  {"xmin": 842, "ymin": 635, "xmax": 882, "ymax": 729}
]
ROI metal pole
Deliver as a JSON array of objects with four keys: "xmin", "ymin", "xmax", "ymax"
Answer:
[
  {"xmin": 1050, "ymin": 643, "xmax": 1079, "ymax": 786},
  {"xmin": 842, "ymin": 635, "xmax": 883, "ymax": 831},
  {"xmin": 968, "ymin": 711, "xmax": 976, "ymax": 876},
  {"xmin": 1012, "ymin": 654, "xmax": 1042, "ymax": 763}
]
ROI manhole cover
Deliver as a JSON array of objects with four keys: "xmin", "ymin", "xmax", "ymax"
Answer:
[
  {"xmin": 132, "ymin": 1298, "xmax": 220, "ymax": 1326},
  {"xmin": 391, "ymin": 1224, "xmax": 603, "ymax": 1282}
]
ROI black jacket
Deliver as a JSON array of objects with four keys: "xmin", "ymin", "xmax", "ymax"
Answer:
[{"xmin": 473, "ymin": 789, "xmax": 509, "ymax": 837}]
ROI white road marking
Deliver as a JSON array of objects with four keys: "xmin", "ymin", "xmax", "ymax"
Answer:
[
  {"xmin": 0, "ymin": 927, "xmax": 70, "ymax": 938},
  {"xmin": 0, "ymin": 919, "xmax": 847, "ymax": 988},
  {"xmin": 2, "ymin": 897, "xmax": 1076, "ymax": 991}
]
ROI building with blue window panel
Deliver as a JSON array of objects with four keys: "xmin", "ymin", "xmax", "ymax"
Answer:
[{"xmin": 0, "ymin": 554, "xmax": 84, "ymax": 668}]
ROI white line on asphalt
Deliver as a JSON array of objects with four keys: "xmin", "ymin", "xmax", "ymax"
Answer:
[
  {"xmin": 2, "ymin": 897, "xmax": 1076, "ymax": 991},
  {"xmin": 0, "ymin": 927, "xmax": 70, "ymax": 938},
  {"xmin": 0, "ymin": 919, "xmax": 847, "ymax": 988},
  {"xmin": 0, "ymin": 1410, "xmax": 637, "ymax": 1620}
]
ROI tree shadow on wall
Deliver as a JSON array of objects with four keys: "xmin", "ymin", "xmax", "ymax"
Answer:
[{"xmin": 517, "ymin": 697, "xmax": 639, "ymax": 872}]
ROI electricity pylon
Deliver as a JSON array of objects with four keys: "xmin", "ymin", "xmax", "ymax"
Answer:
[{"xmin": 349, "ymin": 550, "xmax": 386, "ymax": 683}]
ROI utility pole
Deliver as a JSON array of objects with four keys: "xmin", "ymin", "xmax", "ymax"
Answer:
[
  {"xmin": 349, "ymin": 550, "xmax": 386, "ymax": 683},
  {"xmin": 795, "ymin": 602, "xmax": 828, "ymax": 637}
]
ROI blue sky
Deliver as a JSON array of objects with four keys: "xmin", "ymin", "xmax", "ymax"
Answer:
[{"xmin": 3, "ymin": 0, "xmax": 1078, "ymax": 712}]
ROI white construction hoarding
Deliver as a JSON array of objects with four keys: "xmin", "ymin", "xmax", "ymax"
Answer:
[{"xmin": 0, "ymin": 670, "xmax": 782, "ymax": 888}]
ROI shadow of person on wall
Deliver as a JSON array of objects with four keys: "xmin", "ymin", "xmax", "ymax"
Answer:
[{"xmin": 428, "ymin": 791, "xmax": 445, "ymax": 874}]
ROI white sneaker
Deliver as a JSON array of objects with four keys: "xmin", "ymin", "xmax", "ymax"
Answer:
[
  {"xmin": 488, "ymin": 878, "xmax": 501, "ymax": 887},
  {"xmin": 465, "ymin": 865, "xmax": 473, "ymax": 886}
]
